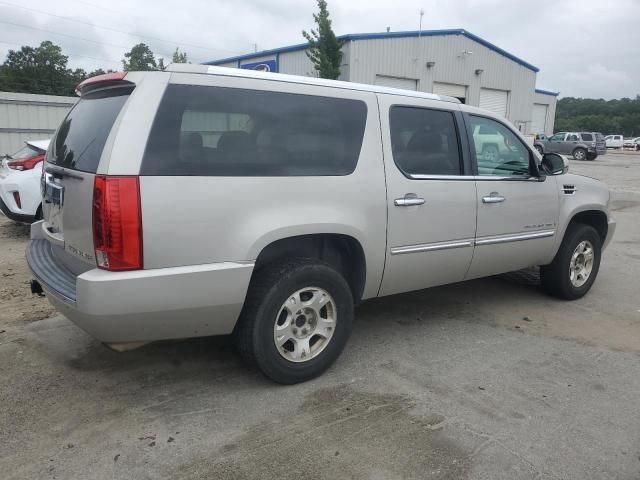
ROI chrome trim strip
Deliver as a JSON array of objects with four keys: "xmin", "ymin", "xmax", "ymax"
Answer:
[
  {"xmin": 390, "ymin": 240, "xmax": 473, "ymax": 255},
  {"xmin": 409, "ymin": 174, "xmax": 541, "ymax": 182},
  {"xmin": 475, "ymin": 230, "xmax": 555, "ymax": 246}
]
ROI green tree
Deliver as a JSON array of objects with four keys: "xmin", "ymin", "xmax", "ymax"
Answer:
[
  {"xmin": 172, "ymin": 48, "xmax": 188, "ymax": 63},
  {"xmin": 122, "ymin": 43, "xmax": 158, "ymax": 71},
  {"xmin": 0, "ymin": 41, "xmax": 75, "ymax": 95},
  {"xmin": 302, "ymin": 0, "xmax": 342, "ymax": 79},
  {"xmin": 555, "ymin": 96, "xmax": 640, "ymax": 136}
]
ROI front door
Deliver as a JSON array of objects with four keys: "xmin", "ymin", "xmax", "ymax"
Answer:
[
  {"xmin": 547, "ymin": 132, "xmax": 567, "ymax": 154},
  {"xmin": 378, "ymin": 95, "xmax": 477, "ymax": 296},
  {"xmin": 464, "ymin": 114, "xmax": 560, "ymax": 279}
]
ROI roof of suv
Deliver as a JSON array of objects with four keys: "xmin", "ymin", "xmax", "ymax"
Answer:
[{"xmin": 164, "ymin": 64, "xmax": 461, "ymax": 104}]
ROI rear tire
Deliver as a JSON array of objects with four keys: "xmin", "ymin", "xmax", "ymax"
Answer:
[
  {"xmin": 541, "ymin": 224, "xmax": 601, "ymax": 300},
  {"xmin": 572, "ymin": 148, "xmax": 587, "ymax": 161},
  {"xmin": 233, "ymin": 258, "xmax": 353, "ymax": 384}
]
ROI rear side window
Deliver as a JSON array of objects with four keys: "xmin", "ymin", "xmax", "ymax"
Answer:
[
  {"xmin": 49, "ymin": 88, "xmax": 131, "ymax": 173},
  {"xmin": 141, "ymin": 84, "xmax": 368, "ymax": 176},
  {"xmin": 581, "ymin": 133, "xmax": 593, "ymax": 141},
  {"xmin": 389, "ymin": 106, "xmax": 462, "ymax": 176}
]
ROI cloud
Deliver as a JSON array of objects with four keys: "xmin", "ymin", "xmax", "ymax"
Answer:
[{"xmin": 0, "ymin": 0, "xmax": 637, "ymax": 99}]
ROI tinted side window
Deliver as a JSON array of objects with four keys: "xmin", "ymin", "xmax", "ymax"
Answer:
[
  {"xmin": 469, "ymin": 116, "xmax": 531, "ymax": 177},
  {"xmin": 141, "ymin": 84, "xmax": 367, "ymax": 176},
  {"xmin": 49, "ymin": 88, "xmax": 131, "ymax": 173},
  {"xmin": 581, "ymin": 133, "xmax": 593, "ymax": 141},
  {"xmin": 389, "ymin": 106, "xmax": 462, "ymax": 176}
]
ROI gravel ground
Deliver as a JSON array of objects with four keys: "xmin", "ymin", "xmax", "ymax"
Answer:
[{"xmin": 0, "ymin": 152, "xmax": 639, "ymax": 479}]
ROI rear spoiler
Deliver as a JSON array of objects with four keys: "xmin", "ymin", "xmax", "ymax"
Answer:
[{"xmin": 75, "ymin": 72, "xmax": 134, "ymax": 96}]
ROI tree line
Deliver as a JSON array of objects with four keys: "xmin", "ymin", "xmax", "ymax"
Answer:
[
  {"xmin": 0, "ymin": 41, "xmax": 189, "ymax": 97},
  {"xmin": 554, "ymin": 96, "xmax": 640, "ymax": 137}
]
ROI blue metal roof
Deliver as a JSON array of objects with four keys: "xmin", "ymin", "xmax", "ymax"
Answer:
[
  {"xmin": 205, "ymin": 29, "xmax": 540, "ymax": 73},
  {"xmin": 535, "ymin": 88, "xmax": 560, "ymax": 96}
]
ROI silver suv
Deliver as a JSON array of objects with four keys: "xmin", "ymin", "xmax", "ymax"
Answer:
[
  {"xmin": 28, "ymin": 65, "xmax": 616, "ymax": 384},
  {"xmin": 535, "ymin": 132, "xmax": 607, "ymax": 161}
]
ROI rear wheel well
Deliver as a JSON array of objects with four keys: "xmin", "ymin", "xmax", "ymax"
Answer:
[
  {"xmin": 567, "ymin": 210, "xmax": 608, "ymax": 244},
  {"xmin": 253, "ymin": 234, "xmax": 366, "ymax": 303}
]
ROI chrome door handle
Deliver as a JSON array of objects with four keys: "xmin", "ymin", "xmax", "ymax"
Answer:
[
  {"xmin": 482, "ymin": 193, "xmax": 505, "ymax": 204},
  {"xmin": 394, "ymin": 194, "xmax": 425, "ymax": 207}
]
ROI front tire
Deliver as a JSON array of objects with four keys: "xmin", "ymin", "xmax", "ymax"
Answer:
[
  {"xmin": 541, "ymin": 224, "xmax": 601, "ymax": 300},
  {"xmin": 233, "ymin": 258, "xmax": 353, "ymax": 384},
  {"xmin": 572, "ymin": 148, "xmax": 587, "ymax": 161}
]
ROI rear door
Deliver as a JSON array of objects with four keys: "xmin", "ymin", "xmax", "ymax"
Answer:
[
  {"xmin": 42, "ymin": 85, "xmax": 134, "ymax": 274},
  {"xmin": 378, "ymin": 94, "xmax": 477, "ymax": 296}
]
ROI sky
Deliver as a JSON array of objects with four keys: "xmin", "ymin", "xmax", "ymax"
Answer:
[{"xmin": 0, "ymin": 0, "xmax": 638, "ymax": 99}]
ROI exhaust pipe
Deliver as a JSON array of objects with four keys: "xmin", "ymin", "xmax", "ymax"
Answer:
[{"xmin": 30, "ymin": 280, "xmax": 44, "ymax": 296}]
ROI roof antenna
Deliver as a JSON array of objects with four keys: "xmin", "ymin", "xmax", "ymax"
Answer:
[{"xmin": 419, "ymin": 8, "xmax": 424, "ymax": 36}]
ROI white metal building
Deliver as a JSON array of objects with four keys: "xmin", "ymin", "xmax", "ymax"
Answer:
[
  {"xmin": 0, "ymin": 91, "xmax": 76, "ymax": 156},
  {"xmin": 207, "ymin": 29, "xmax": 558, "ymax": 135}
]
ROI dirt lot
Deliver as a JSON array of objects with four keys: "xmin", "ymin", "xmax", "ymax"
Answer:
[{"xmin": 1, "ymin": 152, "xmax": 639, "ymax": 479}]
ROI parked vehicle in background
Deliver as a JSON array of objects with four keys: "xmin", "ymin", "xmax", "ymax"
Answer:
[
  {"xmin": 605, "ymin": 135, "xmax": 624, "ymax": 148},
  {"xmin": 623, "ymin": 137, "xmax": 640, "ymax": 150},
  {"xmin": 0, "ymin": 140, "xmax": 49, "ymax": 223},
  {"xmin": 27, "ymin": 67, "xmax": 615, "ymax": 384},
  {"xmin": 534, "ymin": 132, "xmax": 606, "ymax": 160}
]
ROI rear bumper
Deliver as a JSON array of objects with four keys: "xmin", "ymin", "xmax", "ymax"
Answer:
[
  {"xmin": 26, "ymin": 236, "xmax": 254, "ymax": 343},
  {"xmin": 0, "ymin": 196, "xmax": 36, "ymax": 223}
]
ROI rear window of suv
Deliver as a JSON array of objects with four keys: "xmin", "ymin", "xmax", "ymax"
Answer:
[
  {"xmin": 141, "ymin": 84, "xmax": 368, "ymax": 176},
  {"xmin": 49, "ymin": 88, "xmax": 132, "ymax": 173},
  {"xmin": 581, "ymin": 133, "xmax": 593, "ymax": 141}
]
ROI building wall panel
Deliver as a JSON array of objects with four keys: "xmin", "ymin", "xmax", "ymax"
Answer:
[{"xmin": 0, "ymin": 92, "xmax": 75, "ymax": 155}]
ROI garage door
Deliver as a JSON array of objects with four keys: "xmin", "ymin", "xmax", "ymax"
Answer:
[
  {"xmin": 432, "ymin": 82, "xmax": 467, "ymax": 102},
  {"xmin": 531, "ymin": 103, "xmax": 548, "ymax": 134},
  {"xmin": 479, "ymin": 88, "xmax": 508, "ymax": 117},
  {"xmin": 374, "ymin": 75, "xmax": 417, "ymax": 91}
]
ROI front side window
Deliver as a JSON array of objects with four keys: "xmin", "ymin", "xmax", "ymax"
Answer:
[
  {"xmin": 549, "ymin": 133, "xmax": 566, "ymax": 141},
  {"xmin": 389, "ymin": 106, "xmax": 462, "ymax": 176},
  {"xmin": 141, "ymin": 84, "xmax": 367, "ymax": 176},
  {"xmin": 469, "ymin": 116, "xmax": 531, "ymax": 177}
]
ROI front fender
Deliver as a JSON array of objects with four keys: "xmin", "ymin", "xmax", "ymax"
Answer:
[{"xmin": 547, "ymin": 173, "xmax": 612, "ymax": 261}]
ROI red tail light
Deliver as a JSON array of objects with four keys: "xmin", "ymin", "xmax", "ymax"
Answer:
[
  {"xmin": 92, "ymin": 176, "xmax": 142, "ymax": 271},
  {"xmin": 7, "ymin": 154, "xmax": 44, "ymax": 171}
]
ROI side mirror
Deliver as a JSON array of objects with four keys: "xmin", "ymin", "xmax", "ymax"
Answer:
[{"xmin": 541, "ymin": 153, "xmax": 568, "ymax": 175}]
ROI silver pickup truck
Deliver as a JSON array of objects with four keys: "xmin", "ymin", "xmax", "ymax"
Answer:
[{"xmin": 28, "ymin": 65, "xmax": 615, "ymax": 384}]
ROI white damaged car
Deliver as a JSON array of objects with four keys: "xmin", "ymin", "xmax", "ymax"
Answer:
[{"xmin": 0, "ymin": 139, "xmax": 49, "ymax": 223}]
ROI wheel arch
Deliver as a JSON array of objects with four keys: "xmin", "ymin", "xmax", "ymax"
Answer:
[
  {"xmin": 251, "ymin": 231, "xmax": 368, "ymax": 303},
  {"xmin": 552, "ymin": 208, "xmax": 609, "ymax": 262}
]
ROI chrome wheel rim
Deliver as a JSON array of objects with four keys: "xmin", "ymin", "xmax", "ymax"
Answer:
[
  {"xmin": 569, "ymin": 240, "xmax": 594, "ymax": 288},
  {"xmin": 574, "ymin": 150, "xmax": 585, "ymax": 160},
  {"xmin": 273, "ymin": 287, "xmax": 337, "ymax": 363}
]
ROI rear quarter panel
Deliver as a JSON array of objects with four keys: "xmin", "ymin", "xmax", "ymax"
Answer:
[{"xmin": 135, "ymin": 73, "xmax": 388, "ymax": 300}]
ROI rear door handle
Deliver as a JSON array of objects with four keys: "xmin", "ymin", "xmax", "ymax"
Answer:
[
  {"xmin": 482, "ymin": 192, "xmax": 505, "ymax": 204},
  {"xmin": 394, "ymin": 194, "xmax": 425, "ymax": 207}
]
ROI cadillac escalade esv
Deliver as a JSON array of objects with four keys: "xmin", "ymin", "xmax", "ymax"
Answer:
[{"xmin": 28, "ymin": 65, "xmax": 615, "ymax": 384}]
